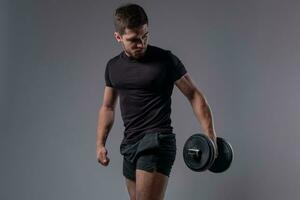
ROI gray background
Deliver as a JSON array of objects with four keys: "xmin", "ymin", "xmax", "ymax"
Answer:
[{"xmin": 1, "ymin": 0, "xmax": 300, "ymax": 199}]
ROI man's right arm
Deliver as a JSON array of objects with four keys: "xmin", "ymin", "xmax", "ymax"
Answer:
[
  {"xmin": 96, "ymin": 86, "xmax": 118, "ymax": 148},
  {"xmin": 96, "ymin": 86, "xmax": 118, "ymax": 166}
]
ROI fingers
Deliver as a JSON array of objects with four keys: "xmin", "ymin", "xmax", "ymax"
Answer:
[
  {"xmin": 214, "ymin": 150, "xmax": 219, "ymax": 159},
  {"xmin": 213, "ymin": 141, "xmax": 219, "ymax": 159},
  {"xmin": 97, "ymin": 147, "xmax": 110, "ymax": 166},
  {"xmin": 100, "ymin": 157, "xmax": 110, "ymax": 166}
]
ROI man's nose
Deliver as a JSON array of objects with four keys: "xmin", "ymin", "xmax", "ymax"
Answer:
[{"xmin": 137, "ymin": 40, "xmax": 144, "ymax": 48}]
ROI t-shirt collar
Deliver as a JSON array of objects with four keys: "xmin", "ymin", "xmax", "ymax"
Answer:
[{"xmin": 121, "ymin": 45, "xmax": 150, "ymax": 62}]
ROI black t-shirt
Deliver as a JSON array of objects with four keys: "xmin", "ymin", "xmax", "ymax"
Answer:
[{"xmin": 105, "ymin": 44, "xmax": 187, "ymax": 145}]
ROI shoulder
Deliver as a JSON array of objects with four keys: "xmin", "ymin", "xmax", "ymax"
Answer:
[
  {"xmin": 147, "ymin": 44, "xmax": 174, "ymax": 61},
  {"xmin": 148, "ymin": 44, "xmax": 170, "ymax": 54},
  {"xmin": 106, "ymin": 52, "xmax": 122, "ymax": 66}
]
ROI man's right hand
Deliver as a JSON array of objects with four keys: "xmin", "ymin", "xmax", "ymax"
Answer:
[{"xmin": 97, "ymin": 146, "xmax": 110, "ymax": 166}]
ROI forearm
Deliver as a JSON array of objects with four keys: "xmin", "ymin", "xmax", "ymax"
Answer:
[
  {"xmin": 96, "ymin": 106, "xmax": 115, "ymax": 148},
  {"xmin": 189, "ymin": 91, "xmax": 217, "ymax": 143}
]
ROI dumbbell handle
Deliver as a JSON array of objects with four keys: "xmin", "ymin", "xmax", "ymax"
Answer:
[{"xmin": 188, "ymin": 148, "xmax": 202, "ymax": 159}]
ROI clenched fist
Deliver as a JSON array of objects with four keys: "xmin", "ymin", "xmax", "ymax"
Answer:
[{"xmin": 97, "ymin": 146, "xmax": 110, "ymax": 166}]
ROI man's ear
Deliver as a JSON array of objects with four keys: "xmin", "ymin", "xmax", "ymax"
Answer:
[{"xmin": 114, "ymin": 32, "xmax": 122, "ymax": 42}]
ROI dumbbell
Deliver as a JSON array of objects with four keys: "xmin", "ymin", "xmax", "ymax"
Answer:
[{"xmin": 183, "ymin": 133, "xmax": 234, "ymax": 173}]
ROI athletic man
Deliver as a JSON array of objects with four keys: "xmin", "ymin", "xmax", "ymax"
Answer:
[{"xmin": 96, "ymin": 3, "xmax": 218, "ymax": 200}]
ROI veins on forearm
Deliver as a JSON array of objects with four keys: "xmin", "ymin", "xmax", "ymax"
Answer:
[{"xmin": 190, "ymin": 93, "xmax": 215, "ymax": 135}]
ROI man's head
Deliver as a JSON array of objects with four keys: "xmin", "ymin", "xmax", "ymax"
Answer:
[{"xmin": 113, "ymin": 3, "xmax": 149, "ymax": 59}]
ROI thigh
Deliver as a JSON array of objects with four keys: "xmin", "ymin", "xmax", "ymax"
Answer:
[
  {"xmin": 135, "ymin": 149, "xmax": 176, "ymax": 200},
  {"xmin": 136, "ymin": 169, "xmax": 169, "ymax": 200},
  {"xmin": 125, "ymin": 178, "xmax": 136, "ymax": 200}
]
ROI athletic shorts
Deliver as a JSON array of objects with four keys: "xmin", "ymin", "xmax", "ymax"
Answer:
[{"xmin": 120, "ymin": 132, "xmax": 177, "ymax": 181}]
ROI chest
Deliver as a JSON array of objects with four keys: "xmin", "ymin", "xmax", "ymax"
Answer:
[{"xmin": 110, "ymin": 61, "xmax": 170, "ymax": 90}]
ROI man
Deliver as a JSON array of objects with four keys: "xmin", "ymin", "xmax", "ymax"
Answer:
[{"xmin": 96, "ymin": 3, "xmax": 218, "ymax": 200}]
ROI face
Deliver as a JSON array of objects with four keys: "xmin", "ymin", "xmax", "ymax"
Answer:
[{"xmin": 114, "ymin": 24, "xmax": 149, "ymax": 59}]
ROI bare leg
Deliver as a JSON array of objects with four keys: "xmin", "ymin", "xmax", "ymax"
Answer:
[
  {"xmin": 135, "ymin": 169, "xmax": 169, "ymax": 200},
  {"xmin": 125, "ymin": 178, "xmax": 136, "ymax": 200}
]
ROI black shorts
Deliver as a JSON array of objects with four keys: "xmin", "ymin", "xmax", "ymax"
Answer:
[{"xmin": 120, "ymin": 132, "xmax": 177, "ymax": 181}]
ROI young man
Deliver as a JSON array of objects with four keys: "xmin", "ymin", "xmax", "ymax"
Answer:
[{"xmin": 96, "ymin": 3, "xmax": 218, "ymax": 200}]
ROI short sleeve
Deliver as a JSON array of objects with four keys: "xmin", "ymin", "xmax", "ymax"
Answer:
[
  {"xmin": 167, "ymin": 51, "xmax": 187, "ymax": 82},
  {"xmin": 104, "ymin": 62, "xmax": 113, "ymax": 87}
]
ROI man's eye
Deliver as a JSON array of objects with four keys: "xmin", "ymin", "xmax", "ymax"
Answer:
[{"xmin": 128, "ymin": 35, "xmax": 148, "ymax": 42}]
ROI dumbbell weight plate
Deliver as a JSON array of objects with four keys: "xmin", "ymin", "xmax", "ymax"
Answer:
[
  {"xmin": 209, "ymin": 137, "xmax": 233, "ymax": 173},
  {"xmin": 183, "ymin": 134, "xmax": 215, "ymax": 172}
]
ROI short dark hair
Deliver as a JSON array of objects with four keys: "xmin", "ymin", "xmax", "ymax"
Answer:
[{"xmin": 114, "ymin": 3, "xmax": 148, "ymax": 35}]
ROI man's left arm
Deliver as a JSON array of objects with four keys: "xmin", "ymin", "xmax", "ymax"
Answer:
[{"xmin": 175, "ymin": 73, "xmax": 218, "ymax": 156}]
